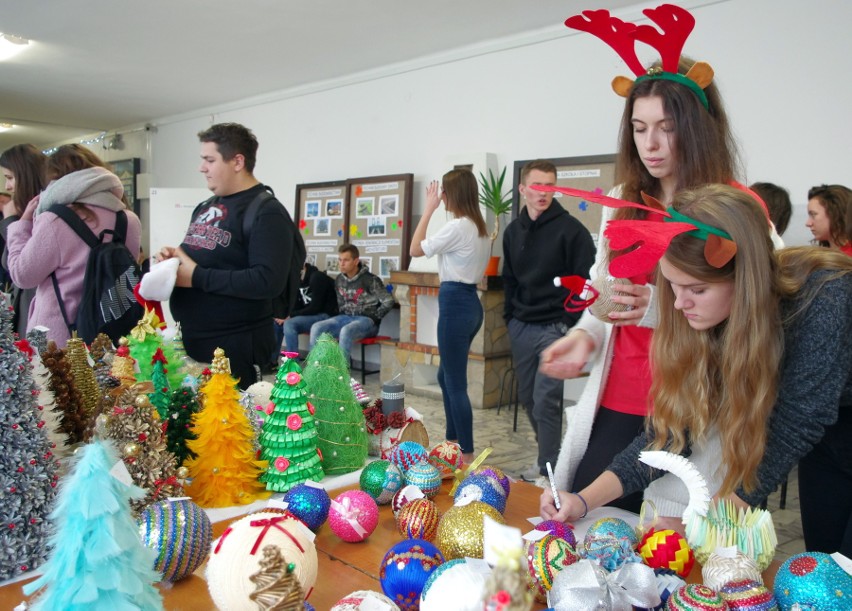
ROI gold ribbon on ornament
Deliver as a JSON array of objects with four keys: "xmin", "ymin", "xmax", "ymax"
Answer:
[
  {"xmin": 449, "ymin": 447, "xmax": 492, "ymax": 495},
  {"xmin": 130, "ymin": 307, "xmax": 162, "ymax": 342}
]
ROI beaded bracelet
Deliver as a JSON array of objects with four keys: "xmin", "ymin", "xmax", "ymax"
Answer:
[{"xmin": 572, "ymin": 492, "xmax": 588, "ymax": 519}]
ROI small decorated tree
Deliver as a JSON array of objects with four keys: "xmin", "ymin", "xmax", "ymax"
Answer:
[
  {"xmin": 40, "ymin": 340, "xmax": 87, "ymax": 446},
  {"xmin": 249, "ymin": 545, "xmax": 305, "ymax": 610},
  {"xmin": 304, "ymin": 333, "xmax": 368, "ymax": 475},
  {"xmin": 22, "ymin": 439, "xmax": 164, "ymax": 610},
  {"xmin": 111, "ymin": 337, "xmax": 137, "ymax": 387},
  {"xmin": 259, "ymin": 353, "xmax": 323, "ymax": 492},
  {"xmin": 128, "ymin": 310, "xmax": 186, "ymax": 389},
  {"xmin": 163, "ymin": 385, "xmax": 200, "ymax": 466},
  {"xmin": 148, "ymin": 348, "xmax": 171, "ymax": 419},
  {"xmin": 0, "ymin": 296, "xmax": 60, "ymax": 582},
  {"xmin": 184, "ymin": 348, "xmax": 269, "ymax": 507}
]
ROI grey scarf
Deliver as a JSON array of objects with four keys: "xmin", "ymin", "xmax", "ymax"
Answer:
[{"xmin": 36, "ymin": 166, "xmax": 125, "ymax": 215}]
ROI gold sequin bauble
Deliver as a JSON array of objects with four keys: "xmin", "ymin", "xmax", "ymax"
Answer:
[
  {"xmin": 123, "ymin": 442, "xmax": 140, "ymax": 457},
  {"xmin": 176, "ymin": 466, "xmax": 190, "ymax": 479},
  {"xmin": 136, "ymin": 395, "xmax": 153, "ymax": 408},
  {"xmin": 435, "ymin": 501, "xmax": 504, "ymax": 560}
]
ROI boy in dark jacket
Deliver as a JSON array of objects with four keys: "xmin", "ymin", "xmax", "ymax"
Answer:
[{"xmin": 277, "ymin": 262, "xmax": 338, "ymax": 354}]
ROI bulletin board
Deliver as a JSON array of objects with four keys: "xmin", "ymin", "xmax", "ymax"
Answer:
[
  {"xmin": 345, "ymin": 173, "xmax": 413, "ymax": 280},
  {"xmin": 294, "ymin": 180, "xmax": 348, "ymax": 273},
  {"xmin": 512, "ymin": 154, "xmax": 616, "ymax": 244},
  {"xmin": 112, "ymin": 157, "xmax": 141, "ymax": 216}
]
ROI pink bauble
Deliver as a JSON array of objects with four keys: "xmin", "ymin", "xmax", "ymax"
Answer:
[{"xmin": 329, "ymin": 490, "xmax": 379, "ymax": 543}]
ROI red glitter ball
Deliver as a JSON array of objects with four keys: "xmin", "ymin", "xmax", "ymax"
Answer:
[
  {"xmin": 789, "ymin": 554, "xmax": 818, "ymax": 576},
  {"xmin": 11, "ymin": 423, "xmax": 18, "ymax": 429},
  {"xmin": 37, "ymin": 421, "xmax": 44, "ymax": 428},
  {"xmin": 17, "ymin": 467, "xmax": 23, "ymax": 473},
  {"xmin": 30, "ymin": 518, "xmax": 37, "ymax": 524},
  {"xmin": 138, "ymin": 433, "xmax": 148, "ymax": 442},
  {"xmin": 9, "ymin": 487, "xmax": 15, "ymax": 493},
  {"xmin": 29, "ymin": 459, "xmax": 36, "ymax": 465},
  {"xmin": 8, "ymin": 523, "xmax": 15, "ymax": 529},
  {"xmin": 20, "ymin": 565, "xmax": 27, "ymax": 571}
]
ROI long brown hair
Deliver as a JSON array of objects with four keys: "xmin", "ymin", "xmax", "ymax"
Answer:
[
  {"xmin": 0, "ymin": 144, "xmax": 47, "ymax": 216},
  {"xmin": 442, "ymin": 168, "xmax": 487, "ymax": 238},
  {"xmin": 614, "ymin": 57, "xmax": 740, "ymax": 221},
  {"xmin": 807, "ymin": 184, "xmax": 851, "ymax": 249}
]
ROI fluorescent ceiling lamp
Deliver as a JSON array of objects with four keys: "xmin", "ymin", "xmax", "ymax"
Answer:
[{"xmin": 0, "ymin": 33, "xmax": 30, "ymax": 61}]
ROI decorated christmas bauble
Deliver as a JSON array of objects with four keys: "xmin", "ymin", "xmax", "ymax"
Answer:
[
  {"xmin": 585, "ymin": 516, "xmax": 639, "ymax": 547},
  {"xmin": 526, "ymin": 533, "xmax": 580, "ymax": 603},
  {"xmin": 419, "ymin": 558, "xmax": 489, "ymax": 611},
  {"xmin": 702, "ymin": 548, "xmax": 762, "ymax": 591},
  {"xmin": 453, "ymin": 473, "xmax": 507, "ymax": 514},
  {"xmin": 535, "ymin": 519, "xmax": 576, "ymax": 547},
  {"xmin": 379, "ymin": 539, "xmax": 445, "ymax": 611},
  {"xmin": 719, "ymin": 579, "xmax": 779, "ymax": 610},
  {"xmin": 331, "ymin": 590, "xmax": 400, "ymax": 610},
  {"xmin": 137, "ymin": 498, "xmax": 213, "ymax": 583},
  {"xmin": 666, "ymin": 584, "xmax": 727, "ymax": 610},
  {"xmin": 582, "ymin": 516, "xmax": 640, "ymax": 571},
  {"xmin": 639, "ymin": 529, "xmax": 695, "ymax": 578},
  {"xmin": 589, "ymin": 275, "xmax": 634, "ymax": 322},
  {"xmin": 359, "ymin": 460, "xmax": 404, "ymax": 505},
  {"xmin": 206, "ymin": 511, "xmax": 317, "ymax": 609},
  {"xmin": 403, "ymin": 461, "xmax": 441, "ymax": 499},
  {"xmin": 391, "ymin": 485, "xmax": 425, "ymax": 516},
  {"xmin": 283, "ymin": 482, "xmax": 331, "ymax": 532},
  {"xmin": 427, "ymin": 441, "xmax": 463, "ymax": 479},
  {"xmin": 773, "ymin": 552, "xmax": 852, "ymax": 611},
  {"xmin": 396, "ymin": 498, "xmax": 440, "ymax": 542},
  {"xmin": 389, "ymin": 441, "xmax": 428, "ymax": 474},
  {"xmin": 329, "ymin": 490, "xmax": 380, "ymax": 543},
  {"xmin": 469, "ymin": 465, "xmax": 511, "ymax": 498},
  {"xmin": 435, "ymin": 501, "xmax": 504, "ymax": 560}
]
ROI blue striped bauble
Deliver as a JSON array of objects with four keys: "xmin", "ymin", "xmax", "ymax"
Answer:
[{"xmin": 137, "ymin": 498, "xmax": 213, "ymax": 583}]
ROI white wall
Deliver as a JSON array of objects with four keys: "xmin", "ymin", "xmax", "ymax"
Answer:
[{"xmin": 145, "ymin": 0, "xmax": 851, "ymax": 250}]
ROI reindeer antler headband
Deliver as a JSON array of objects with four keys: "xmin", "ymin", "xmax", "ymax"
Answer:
[
  {"xmin": 565, "ymin": 3, "xmax": 714, "ymax": 110},
  {"xmin": 529, "ymin": 185, "xmax": 736, "ymax": 278}
]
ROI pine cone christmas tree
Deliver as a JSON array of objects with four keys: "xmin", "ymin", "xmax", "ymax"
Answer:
[
  {"xmin": 40, "ymin": 340, "xmax": 87, "ymax": 446},
  {"xmin": 65, "ymin": 336, "xmax": 100, "ymax": 417},
  {"xmin": 249, "ymin": 545, "xmax": 305, "ymax": 611},
  {"xmin": 88, "ymin": 332, "xmax": 115, "ymax": 374},
  {"xmin": 184, "ymin": 348, "xmax": 269, "ymax": 507},
  {"xmin": 105, "ymin": 391, "xmax": 184, "ymax": 513},
  {"xmin": 259, "ymin": 354, "xmax": 324, "ymax": 492},
  {"xmin": 22, "ymin": 440, "xmax": 164, "ymax": 610},
  {"xmin": 304, "ymin": 334, "xmax": 368, "ymax": 475},
  {"xmin": 0, "ymin": 296, "xmax": 60, "ymax": 581},
  {"xmin": 163, "ymin": 386, "xmax": 200, "ymax": 466}
]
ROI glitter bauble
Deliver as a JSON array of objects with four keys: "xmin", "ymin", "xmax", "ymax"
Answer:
[
  {"xmin": 585, "ymin": 516, "xmax": 639, "ymax": 548},
  {"xmin": 434, "ymin": 501, "xmax": 504, "ymax": 560},
  {"xmin": 391, "ymin": 485, "xmax": 425, "ymax": 517},
  {"xmin": 427, "ymin": 441, "xmax": 463, "ymax": 479},
  {"xmin": 535, "ymin": 520, "xmax": 576, "ymax": 547},
  {"xmin": 773, "ymin": 552, "xmax": 852, "ymax": 611},
  {"xmin": 389, "ymin": 441, "xmax": 428, "ymax": 474},
  {"xmin": 403, "ymin": 461, "xmax": 441, "ymax": 499},
  {"xmin": 123, "ymin": 441, "xmax": 140, "ymax": 457},
  {"xmin": 206, "ymin": 511, "xmax": 318, "ymax": 609},
  {"xmin": 137, "ymin": 498, "xmax": 213, "ymax": 583},
  {"xmin": 719, "ymin": 579, "xmax": 779, "ymax": 610},
  {"xmin": 420, "ymin": 558, "xmax": 489, "ymax": 611},
  {"xmin": 379, "ymin": 539, "xmax": 444, "ymax": 611},
  {"xmin": 359, "ymin": 460, "xmax": 404, "ymax": 505},
  {"xmin": 589, "ymin": 275, "xmax": 634, "ymax": 322},
  {"xmin": 582, "ymin": 516, "xmax": 640, "ymax": 571},
  {"xmin": 331, "ymin": 590, "xmax": 400, "ymax": 610},
  {"xmin": 136, "ymin": 394, "xmax": 153, "ymax": 408},
  {"xmin": 453, "ymin": 474, "xmax": 507, "ymax": 514},
  {"xmin": 176, "ymin": 466, "xmax": 189, "ymax": 479},
  {"xmin": 329, "ymin": 490, "xmax": 379, "ymax": 543},
  {"xmin": 469, "ymin": 465, "xmax": 511, "ymax": 498},
  {"xmin": 639, "ymin": 529, "xmax": 695, "ymax": 578},
  {"xmin": 526, "ymin": 534, "xmax": 580, "ymax": 603},
  {"xmin": 666, "ymin": 584, "xmax": 727, "ymax": 610},
  {"xmin": 396, "ymin": 498, "xmax": 440, "ymax": 542},
  {"xmin": 283, "ymin": 482, "xmax": 331, "ymax": 532}
]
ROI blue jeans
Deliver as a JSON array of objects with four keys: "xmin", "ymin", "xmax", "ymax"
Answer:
[
  {"xmin": 309, "ymin": 315, "xmax": 378, "ymax": 359},
  {"xmin": 437, "ymin": 282, "xmax": 483, "ymax": 454},
  {"xmin": 282, "ymin": 314, "xmax": 330, "ymax": 353}
]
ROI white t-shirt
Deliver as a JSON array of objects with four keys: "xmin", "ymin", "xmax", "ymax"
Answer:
[{"xmin": 421, "ymin": 216, "xmax": 491, "ymax": 284}]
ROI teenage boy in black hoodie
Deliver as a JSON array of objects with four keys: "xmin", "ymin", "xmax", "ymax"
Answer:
[
  {"xmin": 503, "ymin": 159, "xmax": 595, "ymax": 483},
  {"xmin": 277, "ymin": 261, "xmax": 338, "ymax": 354}
]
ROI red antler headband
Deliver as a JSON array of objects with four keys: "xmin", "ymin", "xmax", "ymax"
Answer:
[
  {"xmin": 565, "ymin": 3, "xmax": 714, "ymax": 110},
  {"xmin": 529, "ymin": 185, "xmax": 736, "ymax": 278}
]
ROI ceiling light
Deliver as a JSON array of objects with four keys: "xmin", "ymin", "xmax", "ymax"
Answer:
[
  {"xmin": 0, "ymin": 123, "xmax": 15, "ymax": 133},
  {"xmin": 0, "ymin": 33, "xmax": 31, "ymax": 61}
]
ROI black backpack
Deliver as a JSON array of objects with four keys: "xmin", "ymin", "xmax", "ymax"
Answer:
[
  {"xmin": 239, "ymin": 188, "xmax": 306, "ymax": 319},
  {"xmin": 49, "ymin": 205, "xmax": 143, "ymax": 344}
]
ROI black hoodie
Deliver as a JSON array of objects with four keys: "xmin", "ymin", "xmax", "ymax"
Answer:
[{"xmin": 291, "ymin": 263, "xmax": 338, "ymax": 317}]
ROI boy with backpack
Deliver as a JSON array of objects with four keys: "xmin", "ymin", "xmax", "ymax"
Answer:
[{"xmin": 158, "ymin": 123, "xmax": 303, "ymax": 389}]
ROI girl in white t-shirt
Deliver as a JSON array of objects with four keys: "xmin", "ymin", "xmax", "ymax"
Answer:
[{"xmin": 410, "ymin": 169, "xmax": 490, "ymax": 463}]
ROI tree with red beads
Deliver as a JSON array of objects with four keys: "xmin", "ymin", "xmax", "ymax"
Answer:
[{"xmin": 148, "ymin": 348, "xmax": 171, "ymax": 419}]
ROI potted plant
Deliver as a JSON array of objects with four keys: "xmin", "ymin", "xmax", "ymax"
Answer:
[{"xmin": 478, "ymin": 166, "xmax": 513, "ymax": 275}]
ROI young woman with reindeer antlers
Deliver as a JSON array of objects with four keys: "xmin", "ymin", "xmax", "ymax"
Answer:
[{"xmin": 537, "ymin": 3, "xmax": 781, "ymax": 516}]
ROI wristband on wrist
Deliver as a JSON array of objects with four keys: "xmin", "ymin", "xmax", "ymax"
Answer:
[{"xmin": 572, "ymin": 492, "xmax": 588, "ymax": 519}]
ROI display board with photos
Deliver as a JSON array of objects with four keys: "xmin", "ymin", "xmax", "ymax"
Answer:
[
  {"xmin": 111, "ymin": 158, "xmax": 141, "ymax": 216},
  {"xmin": 345, "ymin": 173, "xmax": 413, "ymax": 280},
  {"xmin": 512, "ymin": 154, "xmax": 615, "ymax": 245},
  {"xmin": 294, "ymin": 180, "xmax": 348, "ymax": 274}
]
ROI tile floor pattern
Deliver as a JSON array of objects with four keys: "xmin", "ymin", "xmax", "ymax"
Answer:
[{"xmin": 361, "ymin": 377, "xmax": 805, "ymax": 563}]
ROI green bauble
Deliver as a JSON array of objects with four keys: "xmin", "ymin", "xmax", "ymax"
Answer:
[{"xmin": 359, "ymin": 460, "xmax": 403, "ymax": 505}]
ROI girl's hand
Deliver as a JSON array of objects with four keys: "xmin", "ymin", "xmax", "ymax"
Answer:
[
  {"xmin": 425, "ymin": 180, "xmax": 442, "ymax": 213},
  {"xmin": 540, "ymin": 488, "xmax": 587, "ymax": 522},
  {"xmin": 608, "ymin": 283, "xmax": 651, "ymax": 325},
  {"xmin": 21, "ymin": 195, "xmax": 39, "ymax": 221},
  {"xmin": 539, "ymin": 331, "xmax": 594, "ymax": 379}
]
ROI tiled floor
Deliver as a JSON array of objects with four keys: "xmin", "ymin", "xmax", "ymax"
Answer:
[{"xmin": 361, "ymin": 376, "xmax": 805, "ymax": 562}]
